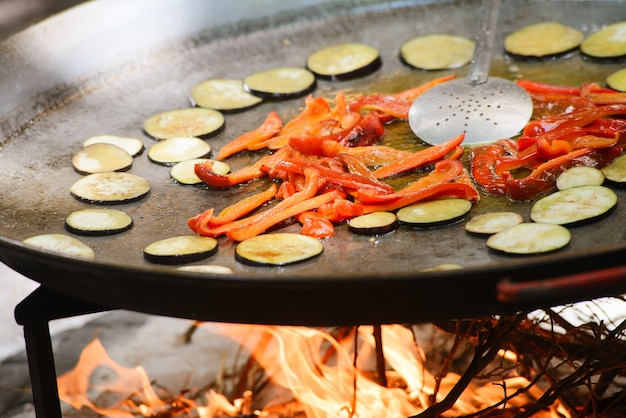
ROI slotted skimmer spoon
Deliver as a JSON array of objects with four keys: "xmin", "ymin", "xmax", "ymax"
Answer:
[{"xmin": 408, "ymin": 0, "xmax": 533, "ymax": 146}]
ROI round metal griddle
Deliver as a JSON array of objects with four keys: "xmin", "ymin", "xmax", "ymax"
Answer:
[{"xmin": 1, "ymin": 0, "xmax": 626, "ymax": 326}]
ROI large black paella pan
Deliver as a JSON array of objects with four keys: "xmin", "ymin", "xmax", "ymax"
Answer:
[{"xmin": 1, "ymin": 0, "xmax": 626, "ymax": 326}]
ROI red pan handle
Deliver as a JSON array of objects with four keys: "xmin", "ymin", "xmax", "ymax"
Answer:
[{"xmin": 496, "ymin": 265, "xmax": 626, "ymax": 303}]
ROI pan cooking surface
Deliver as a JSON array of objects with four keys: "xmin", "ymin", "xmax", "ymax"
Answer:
[{"xmin": 1, "ymin": 0, "xmax": 625, "ymax": 324}]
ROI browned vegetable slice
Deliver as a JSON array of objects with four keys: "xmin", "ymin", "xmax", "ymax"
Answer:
[
  {"xmin": 399, "ymin": 34, "xmax": 474, "ymax": 70},
  {"xmin": 147, "ymin": 136, "xmax": 211, "ymax": 166},
  {"xmin": 464, "ymin": 212, "xmax": 523, "ymax": 235},
  {"xmin": 504, "ymin": 22, "xmax": 584, "ymax": 60},
  {"xmin": 23, "ymin": 234, "xmax": 95, "ymax": 259},
  {"xmin": 83, "ymin": 135, "xmax": 144, "ymax": 157},
  {"xmin": 170, "ymin": 158, "xmax": 230, "ymax": 185},
  {"xmin": 72, "ymin": 143, "xmax": 133, "ymax": 174},
  {"xmin": 555, "ymin": 166, "xmax": 605, "ymax": 190},
  {"xmin": 143, "ymin": 107, "xmax": 225, "ymax": 140},
  {"xmin": 144, "ymin": 235, "xmax": 218, "ymax": 265},
  {"xmin": 306, "ymin": 43, "xmax": 381, "ymax": 80},
  {"xmin": 397, "ymin": 198, "xmax": 472, "ymax": 228},
  {"xmin": 191, "ymin": 78, "xmax": 263, "ymax": 113},
  {"xmin": 70, "ymin": 172, "xmax": 150, "ymax": 204},
  {"xmin": 601, "ymin": 153, "xmax": 626, "ymax": 186},
  {"xmin": 177, "ymin": 265, "xmax": 234, "ymax": 274},
  {"xmin": 235, "ymin": 233, "xmax": 323, "ymax": 266},
  {"xmin": 530, "ymin": 185, "xmax": 617, "ymax": 226},
  {"xmin": 348, "ymin": 211, "xmax": 398, "ymax": 235},
  {"xmin": 581, "ymin": 21, "xmax": 626, "ymax": 62},
  {"xmin": 243, "ymin": 67, "xmax": 317, "ymax": 100},
  {"xmin": 65, "ymin": 208, "xmax": 133, "ymax": 236},
  {"xmin": 487, "ymin": 223, "xmax": 571, "ymax": 255},
  {"xmin": 606, "ymin": 68, "xmax": 626, "ymax": 92}
]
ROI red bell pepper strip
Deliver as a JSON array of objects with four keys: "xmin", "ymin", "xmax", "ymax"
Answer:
[
  {"xmin": 470, "ymin": 141, "xmax": 508, "ymax": 195},
  {"xmin": 347, "ymin": 95, "xmax": 413, "ymax": 120},
  {"xmin": 584, "ymin": 118, "xmax": 626, "ymax": 140},
  {"xmin": 392, "ymin": 74, "xmax": 457, "ymax": 102},
  {"xmin": 216, "ymin": 112, "xmax": 283, "ymax": 160},
  {"xmin": 516, "ymin": 80, "xmax": 580, "ymax": 96},
  {"xmin": 372, "ymin": 132, "xmax": 465, "ymax": 179},
  {"xmin": 297, "ymin": 211, "xmax": 335, "ymax": 239},
  {"xmin": 317, "ymin": 197, "xmax": 364, "ymax": 223}
]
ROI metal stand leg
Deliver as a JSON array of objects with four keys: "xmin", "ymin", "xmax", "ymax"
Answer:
[{"xmin": 14, "ymin": 286, "xmax": 113, "ymax": 418}]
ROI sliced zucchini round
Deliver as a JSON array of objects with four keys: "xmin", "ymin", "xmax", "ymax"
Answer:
[
  {"xmin": 606, "ymin": 68, "xmax": 626, "ymax": 92},
  {"xmin": 464, "ymin": 212, "xmax": 524, "ymax": 235},
  {"xmin": 147, "ymin": 136, "xmax": 211, "ymax": 166},
  {"xmin": 530, "ymin": 185, "xmax": 617, "ymax": 226},
  {"xmin": 72, "ymin": 143, "xmax": 133, "ymax": 175},
  {"xmin": 306, "ymin": 43, "xmax": 381, "ymax": 81},
  {"xmin": 397, "ymin": 198, "xmax": 472, "ymax": 228},
  {"xmin": 235, "ymin": 233, "xmax": 323, "ymax": 266},
  {"xmin": 243, "ymin": 67, "xmax": 317, "ymax": 100},
  {"xmin": 399, "ymin": 34, "xmax": 474, "ymax": 70},
  {"xmin": 143, "ymin": 235, "xmax": 219, "ymax": 265},
  {"xmin": 170, "ymin": 158, "xmax": 230, "ymax": 185},
  {"xmin": 504, "ymin": 22, "xmax": 584, "ymax": 60},
  {"xmin": 23, "ymin": 234, "xmax": 95, "ymax": 259},
  {"xmin": 83, "ymin": 135, "xmax": 144, "ymax": 157},
  {"xmin": 70, "ymin": 172, "xmax": 150, "ymax": 204},
  {"xmin": 486, "ymin": 223, "xmax": 571, "ymax": 255},
  {"xmin": 347, "ymin": 211, "xmax": 398, "ymax": 235},
  {"xmin": 191, "ymin": 78, "xmax": 263, "ymax": 113},
  {"xmin": 65, "ymin": 208, "xmax": 133, "ymax": 236},
  {"xmin": 556, "ymin": 166, "xmax": 605, "ymax": 190},
  {"xmin": 601, "ymin": 153, "xmax": 626, "ymax": 186},
  {"xmin": 177, "ymin": 264, "xmax": 234, "ymax": 274},
  {"xmin": 143, "ymin": 108, "xmax": 225, "ymax": 140},
  {"xmin": 581, "ymin": 21, "xmax": 626, "ymax": 62}
]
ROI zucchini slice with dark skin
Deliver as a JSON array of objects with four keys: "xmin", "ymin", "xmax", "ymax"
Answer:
[
  {"xmin": 530, "ymin": 185, "xmax": 618, "ymax": 226},
  {"xmin": 243, "ymin": 67, "xmax": 317, "ymax": 100},
  {"xmin": 143, "ymin": 235, "xmax": 218, "ymax": 265},
  {"xmin": 399, "ymin": 34, "xmax": 474, "ymax": 70},
  {"xmin": 464, "ymin": 212, "xmax": 523, "ymax": 235},
  {"xmin": 72, "ymin": 143, "xmax": 134, "ymax": 175},
  {"xmin": 601, "ymin": 153, "xmax": 626, "ymax": 187},
  {"xmin": 143, "ymin": 108, "xmax": 225, "ymax": 140},
  {"xmin": 23, "ymin": 234, "xmax": 95, "ymax": 259},
  {"xmin": 170, "ymin": 158, "xmax": 230, "ymax": 185},
  {"xmin": 504, "ymin": 22, "xmax": 584, "ymax": 61},
  {"xmin": 486, "ymin": 223, "xmax": 571, "ymax": 255},
  {"xmin": 235, "ymin": 233, "xmax": 323, "ymax": 266},
  {"xmin": 607, "ymin": 68, "xmax": 626, "ymax": 92},
  {"xmin": 177, "ymin": 264, "xmax": 234, "ymax": 274},
  {"xmin": 70, "ymin": 172, "xmax": 150, "ymax": 204},
  {"xmin": 65, "ymin": 208, "xmax": 133, "ymax": 236},
  {"xmin": 306, "ymin": 43, "xmax": 382, "ymax": 81},
  {"xmin": 83, "ymin": 135, "xmax": 144, "ymax": 157},
  {"xmin": 348, "ymin": 211, "xmax": 398, "ymax": 235},
  {"xmin": 147, "ymin": 136, "xmax": 212, "ymax": 166},
  {"xmin": 555, "ymin": 166, "xmax": 605, "ymax": 190},
  {"xmin": 191, "ymin": 78, "xmax": 263, "ymax": 113},
  {"xmin": 397, "ymin": 198, "xmax": 472, "ymax": 229},
  {"xmin": 581, "ymin": 21, "xmax": 626, "ymax": 63}
]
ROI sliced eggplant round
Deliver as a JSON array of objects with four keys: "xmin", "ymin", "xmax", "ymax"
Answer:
[
  {"xmin": 399, "ymin": 34, "xmax": 474, "ymax": 70},
  {"xmin": 191, "ymin": 78, "xmax": 263, "ymax": 113},
  {"xmin": 177, "ymin": 264, "xmax": 234, "ymax": 274},
  {"xmin": 530, "ymin": 185, "xmax": 617, "ymax": 226},
  {"xmin": 581, "ymin": 21, "xmax": 626, "ymax": 62},
  {"xmin": 464, "ymin": 211, "xmax": 524, "ymax": 235},
  {"xmin": 143, "ymin": 235, "xmax": 218, "ymax": 265},
  {"xmin": 348, "ymin": 211, "xmax": 398, "ymax": 235},
  {"xmin": 504, "ymin": 22, "xmax": 584, "ymax": 60},
  {"xmin": 235, "ymin": 233, "xmax": 323, "ymax": 266},
  {"xmin": 70, "ymin": 172, "xmax": 150, "ymax": 204},
  {"xmin": 556, "ymin": 166, "xmax": 605, "ymax": 190},
  {"xmin": 606, "ymin": 68, "xmax": 626, "ymax": 92},
  {"xmin": 83, "ymin": 135, "xmax": 145, "ymax": 157},
  {"xmin": 143, "ymin": 107, "xmax": 225, "ymax": 140},
  {"xmin": 170, "ymin": 158, "xmax": 230, "ymax": 185},
  {"xmin": 147, "ymin": 136, "xmax": 211, "ymax": 166},
  {"xmin": 65, "ymin": 208, "xmax": 133, "ymax": 236},
  {"xmin": 397, "ymin": 198, "xmax": 472, "ymax": 228},
  {"xmin": 306, "ymin": 43, "xmax": 381, "ymax": 81},
  {"xmin": 486, "ymin": 223, "xmax": 571, "ymax": 255},
  {"xmin": 23, "ymin": 234, "xmax": 95, "ymax": 259},
  {"xmin": 601, "ymin": 153, "xmax": 626, "ymax": 187},
  {"xmin": 243, "ymin": 67, "xmax": 317, "ymax": 100},
  {"xmin": 72, "ymin": 143, "xmax": 133, "ymax": 175}
]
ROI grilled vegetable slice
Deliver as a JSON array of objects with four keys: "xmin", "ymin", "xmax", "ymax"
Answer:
[
  {"xmin": 399, "ymin": 34, "xmax": 474, "ymax": 70},
  {"xmin": 306, "ymin": 43, "xmax": 381, "ymax": 80},
  {"xmin": 581, "ymin": 21, "xmax": 626, "ymax": 62},
  {"xmin": 170, "ymin": 158, "xmax": 230, "ymax": 185},
  {"xmin": 65, "ymin": 208, "xmax": 133, "ymax": 236},
  {"xmin": 177, "ymin": 264, "xmax": 234, "ymax": 274},
  {"xmin": 397, "ymin": 198, "xmax": 472, "ymax": 228},
  {"xmin": 504, "ymin": 22, "xmax": 584, "ymax": 60},
  {"xmin": 143, "ymin": 108, "xmax": 225, "ymax": 140},
  {"xmin": 144, "ymin": 235, "xmax": 218, "ymax": 265},
  {"xmin": 147, "ymin": 136, "xmax": 211, "ymax": 166},
  {"xmin": 486, "ymin": 223, "xmax": 570, "ymax": 255},
  {"xmin": 530, "ymin": 185, "xmax": 617, "ymax": 226},
  {"xmin": 70, "ymin": 172, "xmax": 150, "ymax": 204},
  {"xmin": 556, "ymin": 166, "xmax": 605, "ymax": 190},
  {"xmin": 606, "ymin": 68, "xmax": 626, "ymax": 92},
  {"xmin": 23, "ymin": 234, "xmax": 95, "ymax": 259},
  {"xmin": 243, "ymin": 67, "xmax": 317, "ymax": 100},
  {"xmin": 191, "ymin": 78, "xmax": 263, "ymax": 113},
  {"xmin": 601, "ymin": 153, "xmax": 626, "ymax": 186},
  {"xmin": 348, "ymin": 211, "xmax": 398, "ymax": 235},
  {"xmin": 235, "ymin": 233, "xmax": 323, "ymax": 266},
  {"xmin": 83, "ymin": 135, "xmax": 144, "ymax": 157},
  {"xmin": 464, "ymin": 212, "xmax": 523, "ymax": 235},
  {"xmin": 72, "ymin": 143, "xmax": 133, "ymax": 175}
]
